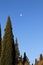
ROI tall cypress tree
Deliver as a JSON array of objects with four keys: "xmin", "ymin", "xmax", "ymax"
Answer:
[{"xmin": 1, "ymin": 16, "xmax": 15, "ymax": 65}]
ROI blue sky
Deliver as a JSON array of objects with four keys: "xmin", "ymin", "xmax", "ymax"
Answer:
[{"xmin": 0, "ymin": 0, "xmax": 43, "ymax": 64}]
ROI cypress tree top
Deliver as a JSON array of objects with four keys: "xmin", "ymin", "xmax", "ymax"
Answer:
[{"xmin": 5, "ymin": 16, "xmax": 12, "ymax": 31}]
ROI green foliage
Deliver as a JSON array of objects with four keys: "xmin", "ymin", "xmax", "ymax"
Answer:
[
  {"xmin": 16, "ymin": 38, "xmax": 20, "ymax": 57},
  {"xmin": 15, "ymin": 38, "xmax": 20, "ymax": 63},
  {"xmin": 1, "ymin": 16, "xmax": 14, "ymax": 65}
]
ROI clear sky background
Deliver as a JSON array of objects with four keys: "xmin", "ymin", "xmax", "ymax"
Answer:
[{"xmin": 0, "ymin": 0, "xmax": 43, "ymax": 64}]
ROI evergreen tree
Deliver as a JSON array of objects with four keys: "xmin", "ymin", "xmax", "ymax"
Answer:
[
  {"xmin": 14, "ymin": 38, "xmax": 20, "ymax": 64},
  {"xmin": 35, "ymin": 59, "xmax": 37, "ymax": 65},
  {"xmin": 15, "ymin": 38, "xmax": 20, "ymax": 59},
  {"xmin": 1, "ymin": 16, "xmax": 15, "ymax": 65},
  {"xmin": 23, "ymin": 52, "xmax": 30, "ymax": 65},
  {"xmin": 32, "ymin": 63, "xmax": 33, "ymax": 65},
  {"xmin": 23, "ymin": 52, "xmax": 27, "ymax": 64},
  {"xmin": 40, "ymin": 54, "xmax": 43, "ymax": 61}
]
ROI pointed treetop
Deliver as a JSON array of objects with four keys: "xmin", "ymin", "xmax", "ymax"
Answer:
[
  {"xmin": 7, "ymin": 16, "xmax": 11, "ymax": 22},
  {"xmin": 35, "ymin": 59, "xmax": 37, "ymax": 63},
  {"xmin": 40, "ymin": 54, "xmax": 43, "ymax": 61},
  {"xmin": 24, "ymin": 52, "xmax": 26, "ymax": 57},
  {"xmin": 16, "ymin": 38, "xmax": 18, "ymax": 45},
  {"xmin": 23, "ymin": 52, "xmax": 29, "ymax": 63},
  {"xmin": 32, "ymin": 63, "xmax": 33, "ymax": 65},
  {"xmin": 8, "ymin": 16, "xmax": 10, "ymax": 19},
  {"xmin": 4, "ymin": 16, "xmax": 12, "ymax": 32},
  {"xmin": 6, "ymin": 16, "xmax": 12, "ymax": 29}
]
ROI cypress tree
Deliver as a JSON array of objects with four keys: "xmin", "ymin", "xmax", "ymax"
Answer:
[
  {"xmin": 14, "ymin": 38, "xmax": 20, "ymax": 64},
  {"xmin": 15, "ymin": 38, "xmax": 20, "ymax": 59},
  {"xmin": 23, "ymin": 52, "xmax": 30, "ymax": 65},
  {"xmin": 32, "ymin": 63, "xmax": 33, "ymax": 65},
  {"xmin": 23, "ymin": 52, "xmax": 27, "ymax": 64},
  {"xmin": 1, "ymin": 16, "xmax": 14, "ymax": 65},
  {"xmin": 40, "ymin": 54, "xmax": 43, "ymax": 61}
]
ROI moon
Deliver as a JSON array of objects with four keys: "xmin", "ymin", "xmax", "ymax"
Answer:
[{"xmin": 20, "ymin": 13, "xmax": 23, "ymax": 17}]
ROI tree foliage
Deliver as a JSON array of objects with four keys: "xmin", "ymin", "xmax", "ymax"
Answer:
[
  {"xmin": 40, "ymin": 54, "xmax": 43, "ymax": 61},
  {"xmin": 1, "ymin": 16, "xmax": 14, "ymax": 65},
  {"xmin": 15, "ymin": 38, "xmax": 20, "ymax": 64},
  {"xmin": 23, "ymin": 52, "xmax": 30, "ymax": 65}
]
